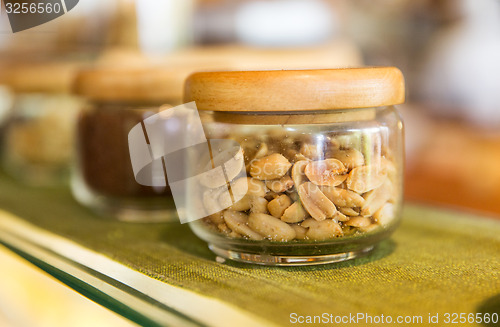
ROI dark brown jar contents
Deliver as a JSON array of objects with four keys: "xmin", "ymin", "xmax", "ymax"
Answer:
[{"xmin": 76, "ymin": 104, "xmax": 171, "ymax": 197}]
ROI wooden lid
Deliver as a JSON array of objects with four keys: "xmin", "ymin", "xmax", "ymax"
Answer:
[
  {"xmin": 74, "ymin": 65, "xmax": 189, "ymax": 103},
  {"xmin": 1, "ymin": 62, "xmax": 80, "ymax": 94},
  {"xmin": 184, "ymin": 67, "xmax": 405, "ymax": 111}
]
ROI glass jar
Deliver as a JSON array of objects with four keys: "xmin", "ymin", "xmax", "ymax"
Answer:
[
  {"xmin": 72, "ymin": 66, "xmax": 184, "ymax": 222},
  {"xmin": 1, "ymin": 62, "xmax": 82, "ymax": 186},
  {"xmin": 184, "ymin": 68, "xmax": 405, "ymax": 265}
]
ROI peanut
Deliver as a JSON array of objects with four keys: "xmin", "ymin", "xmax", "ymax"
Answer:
[
  {"xmin": 250, "ymin": 153, "xmax": 292, "ymax": 180},
  {"xmin": 338, "ymin": 207, "xmax": 359, "ymax": 217},
  {"xmin": 333, "ymin": 211, "xmax": 349, "ymax": 222},
  {"xmin": 319, "ymin": 186, "xmax": 365, "ymax": 208},
  {"xmin": 264, "ymin": 192, "xmax": 281, "ymax": 201},
  {"xmin": 346, "ymin": 164, "xmax": 387, "ymax": 193},
  {"xmin": 268, "ymin": 194, "xmax": 293, "ymax": 218},
  {"xmin": 248, "ymin": 213, "xmax": 296, "ymax": 241},
  {"xmin": 265, "ymin": 175, "xmax": 294, "ymax": 193},
  {"xmin": 223, "ymin": 211, "xmax": 264, "ymax": 240},
  {"xmin": 301, "ymin": 218, "xmax": 343, "ymax": 240},
  {"xmin": 281, "ymin": 201, "xmax": 309, "ymax": 223},
  {"xmin": 304, "ymin": 159, "xmax": 348, "ymax": 186},
  {"xmin": 230, "ymin": 177, "xmax": 267, "ymax": 198},
  {"xmin": 200, "ymin": 146, "xmax": 244, "ymax": 188},
  {"xmin": 373, "ymin": 202, "xmax": 395, "ymax": 226},
  {"xmin": 203, "ymin": 187, "xmax": 226, "ymax": 215},
  {"xmin": 361, "ymin": 180, "xmax": 392, "ymax": 216},
  {"xmin": 291, "ymin": 160, "xmax": 310, "ymax": 187},
  {"xmin": 300, "ymin": 143, "xmax": 324, "ymax": 160},
  {"xmin": 298, "ymin": 182, "xmax": 337, "ymax": 221},
  {"xmin": 228, "ymin": 195, "xmax": 251, "ymax": 212},
  {"xmin": 291, "ymin": 224, "xmax": 308, "ymax": 240},
  {"xmin": 254, "ymin": 143, "xmax": 268, "ymax": 159},
  {"xmin": 344, "ymin": 216, "xmax": 372, "ymax": 228},
  {"xmin": 250, "ymin": 196, "xmax": 269, "ymax": 214},
  {"xmin": 207, "ymin": 212, "xmax": 224, "ymax": 225},
  {"xmin": 218, "ymin": 223, "xmax": 231, "ymax": 234},
  {"xmin": 331, "ymin": 148, "xmax": 364, "ymax": 170}
]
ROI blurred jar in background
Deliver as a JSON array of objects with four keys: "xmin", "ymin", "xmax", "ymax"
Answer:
[
  {"xmin": 193, "ymin": 0, "xmax": 342, "ymax": 47},
  {"xmin": 1, "ymin": 62, "xmax": 83, "ymax": 186},
  {"xmin": 417, "ymin": 0, "xmax": 500, "ymax": 127},
  {"xmin": 0, "ymin": 0, "xmax": 133, "ymax": 58},
  {"xmin": 72, "ymin": 64, "xmax": 193, "ymax": 222},
  {"xmin": 136, "ymin": 0, "xmax": 195, "ymax": 55}
]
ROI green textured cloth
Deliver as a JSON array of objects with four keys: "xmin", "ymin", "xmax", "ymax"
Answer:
[{"xmin": 0, "ymin": 173, "xmax": 499, "ymax": 327}]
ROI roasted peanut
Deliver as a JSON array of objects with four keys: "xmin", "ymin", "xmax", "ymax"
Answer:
[
  {"xmin": 254, "ymin": 143, "xmax": 269, "ymax": 159},
  {"xmin": 268, "ymin": 194, "xmax": 293, "ymax": 218},
  {"xmin": 207, "ymin": 212, "xmax": 224, "ymax": 225},
  {"xmin": 230, "ymin": 177, "xmax": 267, "ymax": 198},
  {"xmin": 319, "ymin": 186, "xmax": 365, "ymax": 208},
  {"xmin": 301, "ymin": 218, "xmax": 343, "ymax": 240},
  {"xmin": 361, "ymin": 180, "xmax": 392, "ymax": 216},
  {"xmin": 373, "ymin": 202, "xmax": 395, "ymax": 226},
  {"xmin": 281, "ymin": 201, "xmax": 309, "ymax": 223},
  {"xmin": 228, "ymin": 231, "xmax": 243, "ymax": 238},
  {"xmin": 344, "ymin": 216, "xmax": 372, "ymax": 228},
  {"xmin": 338, "ymin": 207, "xmax": 359, "ymax": 217},
  {"xmin": 264, "ymin": 191, "xmax": 281, "ymax": 201},
  {"xmin": 304, "ymin": 159, "xmax": 348, "ymax": 186},
  {"xmin": 358, "ymin": 224, "xmax": 379, "ymax": 233},
  {"xmin": 248, "ymin": 213, "xmax": 296, "ymax": 241},
  {"xmin": 250, "ymin": 196, "xmax": 269, "ymax": 214},
  {"xmin": 331, "ymin": 149, "xmax": 364, "ymax": 170},
  {"xmin": 228, "ymin": 195, "xmax": 252, "ymax": 211},
  {"xmin": 292, "ymin": 153, "xmax": 309, "ymax": 162},
  {"xmin": 266, "ymin": 175, "xmax": 294, "ymax": 193},
  {"xmin": 217, "ymin": 222, "xmax": 231, "ymax": 234},
  {"xmin": 200, "ymin": 146, "xmax": 245, "ymax": 188},
  {"xmin": 291, "ymin": 224, "xmax": 308, "ymax": 239},
  {"xmin": 333, "ymin": 211, "xmax": 349, "ymax": 222},
  {"xmin": 298, "ymin": 182, "xmax": 337, "ymax": 221},
  {"xmin": 223, "ymin": 211, "xmax": 264, "ymax": 240},
  {"xmin": 250, "ymin": 153, "xmax": 292, "ymax": 180},
  {"xmin": 346, "ymin": 164, "xmax": 387, "ymax": 193},
  {"xmin": 291, "ymin": 160, "xmax": 310, "ymax": 187},
  {"xmin": 203, "ymin": 187, "xmax": 226, "ymax": 215},
  {"xmin": 300, "ymin": 144, "xmax": 324, "ymax": 160}
]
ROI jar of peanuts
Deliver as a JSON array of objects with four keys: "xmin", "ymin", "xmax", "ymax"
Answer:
[{"xmin": 183, "ymin": 68, "xmax": 405, "ymax": 266}]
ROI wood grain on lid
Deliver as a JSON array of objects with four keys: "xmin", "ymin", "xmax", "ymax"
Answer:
[{"xmin": 184, "ymin": 67, "xmax": 405, "ymax": 112}]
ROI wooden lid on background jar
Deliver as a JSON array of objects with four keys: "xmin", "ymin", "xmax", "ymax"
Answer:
[
  {"xmin": 184, "ymin": 67, "xmax": 405, "ymax": 112},
  {"xmin": 1, "ymin": 62, "xmax": 80, "ymax": 94},
  {"xmin": 74, "ymin": 63, "xmax": 230, "ymax": 104},
  {"xmin": 74, "ymin": 65, "xmax": 184, "ymax": 104}
]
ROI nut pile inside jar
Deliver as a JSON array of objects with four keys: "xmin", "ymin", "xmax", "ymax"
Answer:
[{"xmin": 199, "ymin": 129, "xmax": 398, "ymax": 242}]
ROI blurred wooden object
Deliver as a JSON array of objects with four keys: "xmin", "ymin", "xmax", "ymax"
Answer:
[{"xmin": 405, "ymin": 121, "xmax": 500, "ymax": 217}]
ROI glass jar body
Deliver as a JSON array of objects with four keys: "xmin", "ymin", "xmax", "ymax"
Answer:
[
  {"xmin": 189, "ymin": 106, "xmax": 404, "ymax": 265},
  {"xmin": 1, "ymin": 92, "xmax": 81, "ymax": 186},
  {"xmin": 71, "ymin": 102, "xmax": 176, "ymax": 222}
]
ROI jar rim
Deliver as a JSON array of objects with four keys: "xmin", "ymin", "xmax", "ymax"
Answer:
[
  {"xmin": 202, "ymin": 107, "xmax": 382, "ymax": 125},
  {"xmin": 184, "ymin": 67, "xmax": 405, "ymax": 112}
]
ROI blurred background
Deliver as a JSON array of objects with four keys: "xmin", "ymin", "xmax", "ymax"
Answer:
[{"xmin": 1, "ymin": 0, "xmax": 500, "ymax": 326}]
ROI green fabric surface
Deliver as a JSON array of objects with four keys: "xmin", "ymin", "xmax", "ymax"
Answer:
[{"xmin": 0, "ymin": 172, "xmax": 499, "ymax": 327}]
